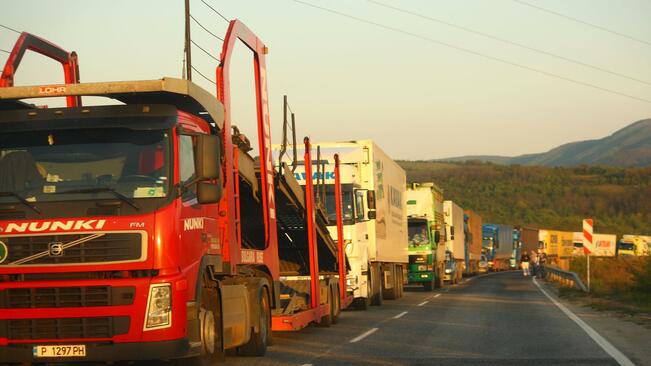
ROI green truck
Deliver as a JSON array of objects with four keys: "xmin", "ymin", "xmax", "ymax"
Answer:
[{"xmin": 406, "ymin": 183, "xmax": 446, "ymax": 290}]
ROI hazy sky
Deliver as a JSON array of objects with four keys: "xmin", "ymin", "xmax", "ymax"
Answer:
[{"xmin": 1, "ymin": 0, "xmax": 650, "ymax": 160}]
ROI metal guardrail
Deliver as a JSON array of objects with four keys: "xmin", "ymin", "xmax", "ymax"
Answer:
[{"xmin": 543, "ymin": 265, "xmax": 589, "ymax": 293}]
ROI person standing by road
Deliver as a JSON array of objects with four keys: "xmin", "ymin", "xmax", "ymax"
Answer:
[
  {"xmin": 520, "ymin": 251, "xmax": 531, "ymax": 276},
  {"xmin": 536, "ymin": 249, "xmax": 547, "ymax": 278}
]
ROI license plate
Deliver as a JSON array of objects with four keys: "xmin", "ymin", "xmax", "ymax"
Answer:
[{"xmin": 33, "ymin": 345, "xmax": 86, "ymax": 358}]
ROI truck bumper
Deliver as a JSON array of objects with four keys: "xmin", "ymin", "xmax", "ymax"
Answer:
[
  {"xmin": 408, "ymin": 272, "xmax": 434, "ymax": 283},
  {"xmin": 0, "ymin": 338, "xmax": 191, "ymax": 363}
]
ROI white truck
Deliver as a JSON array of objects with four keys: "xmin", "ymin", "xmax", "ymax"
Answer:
[
  {"xmin": 572, "ymin": 232, "xmax": 617, "ymax": 257},
  {"xmin": 443, "ymin": 200, "xmax": 465, "ymax": 283},
  {"xmin": 275, "ymin": 140, "xmax": 408, "ymax": 309}
]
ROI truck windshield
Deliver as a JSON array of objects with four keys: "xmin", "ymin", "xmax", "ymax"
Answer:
[
  {"xmin": 408, "ymin": 221, "xmax": 429, "ymax": 246},
  {"xmin": 482, "ymin": 237, "xmax": 493, "ymax": 249},
  {"xmin": 618, "ymin": 243, "xmax": 635, "ymax": 251},
  {"xmin": 0, "ymin": 127, "xmax": 170, "ymax": 204},
  {"xmin": 325, "ymin": 184, "xmax": 354, "ymax": 225}
]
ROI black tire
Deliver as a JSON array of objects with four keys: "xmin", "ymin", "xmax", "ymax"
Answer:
[
  {"xmin": 177, "ymin": 280, "xmax": 223, "ymax": 366},
  {"xmin": 332, "ymin": 284, "xmax": 341, "ymax": 324},
  {"xmin": 238, "ymin": 286, "xmax": 271, "ymax": 357},
  {"xmin": 370, "ymin": 264, "xmax": 383, "ymax": 306},
  {"xmin": 317, "ymin": 285, "xmax": 332, "ymax": 327},
  {"xmin": 396, "ymin": 267, "xmax": 403, "ymax": 298}
]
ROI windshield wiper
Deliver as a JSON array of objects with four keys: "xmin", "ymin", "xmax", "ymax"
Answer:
[
  {"xmin": 0, "ymin": 191, "xmax": 41, "ymax": 214},
  {"xmin": 55, "ymin": 187, "xmax": 140, "ymax": 210}
]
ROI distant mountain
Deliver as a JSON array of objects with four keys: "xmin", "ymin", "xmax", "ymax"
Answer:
[{"xmin": 438, "ymin": 119, "xmax": 651, "ymax": 167}]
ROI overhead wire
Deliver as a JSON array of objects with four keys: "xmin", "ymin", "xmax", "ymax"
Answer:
[
  {"xmin": 1, "ymin": 48, "xmax": 10, "ymax": 54},
  {"xmin": 0, "ymin": 24, "xmax": 21, "ymax": 34},
  {"xmin": 190, "ymin": 14, "xmax": 224, "ymax": 41},
  {"xmin": 367, "ymin": 0, "xmax": 651, "ymax": 86},
  {"xmin": 200, "ymin": 0, "xmax": 230, "ymax": 23},
  {"xmin": 289, "ymin": 0, "xmax": 651, "ymax": 105},
  {"xmin": 512, "ymin": 0, "xmax": 651, "ymax": 47},
  {"xmin": 191, "ymin": 65, "xmax": 216, "ymax": 85},
  {"xmin": 191, "ymin": 39, "xmax": 221, "ymax": 63}
]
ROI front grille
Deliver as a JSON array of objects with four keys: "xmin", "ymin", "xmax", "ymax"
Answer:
[
  {"xmin": 0, "ymin": 316, "xmax": 130, "ymax": 340},
  {"xmin": 0, "ymin": 286, "xmax": 135, "ymax": 308},
  {"xmin": 0, "ymin": 233, "xmax": 143, "ymax": 266}
]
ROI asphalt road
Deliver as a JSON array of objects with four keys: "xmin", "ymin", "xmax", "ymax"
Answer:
[{"xmin": 228, "ymin": 271, "xmax": 622, "ymax": 366}]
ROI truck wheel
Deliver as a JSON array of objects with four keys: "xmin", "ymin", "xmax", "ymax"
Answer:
[
  {"xmin": 397, "ymin": 267, "xmax": 404, "ymax": 297},
  {"xmin": 370, "ymin": 264, "xmax": 383, "ymax": 306},
  {"xmin": 332, "ymin": 284, "xmax": 341, "ymax": 324},
  {"xmin": 177, "ymin": 282, "xmax": 223, "ymax": 366},
  {"xmin": 317, "ymin": 286, "xmax": 332, "ymax": 327},
  {"xmin": 238, "ymin": 286, "xmax": 271, "ymax": 357}
]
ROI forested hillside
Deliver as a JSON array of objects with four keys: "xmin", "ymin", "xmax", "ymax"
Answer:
[
  {"xmin": 438, "ymin": 118, "xmax": 651, "ymax": 167},
  {"xmin": 398, "ymin": 161, "xmax": 651, "ymax": 236}
]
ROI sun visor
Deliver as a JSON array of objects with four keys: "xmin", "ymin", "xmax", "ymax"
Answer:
[{"xmin": 0, "ymin": 104, "xmax": 178, "ymax": 133}]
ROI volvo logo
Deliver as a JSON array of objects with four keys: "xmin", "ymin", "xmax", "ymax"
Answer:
[
  {"xmin": 48, "ymin": 242, "xmax": 64, "ymax": 257},
  {"xmin": 0, "ymin": 240, "xmax": 7, "ymax": 263}
]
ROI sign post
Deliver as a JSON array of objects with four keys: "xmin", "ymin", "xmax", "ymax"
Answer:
[{"xmin": 582, "ymin": 219, "xmax": 594, "ymax": 292}]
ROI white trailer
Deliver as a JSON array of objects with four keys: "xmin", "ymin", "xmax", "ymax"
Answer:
[
  {"xmin": 443, "ymin": 200, "xmax": 465, "ymax": 283},
  {"xmin": 274, "ymin": 140, "xmax": 408, "ymax": 308}
]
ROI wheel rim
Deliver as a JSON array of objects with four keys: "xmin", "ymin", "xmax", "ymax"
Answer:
[{"xmin": 200, "ymin": 308, "xmax": 216, "ymax": 355}]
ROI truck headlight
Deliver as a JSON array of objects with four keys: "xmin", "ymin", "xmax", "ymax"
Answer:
[
  {"xmin": 445, "ymin": 269, "xmax": 451, "ymax": 274},
  {"xmin": 144, "ymin": 284, "xmax": 172, "ymax": 330}
]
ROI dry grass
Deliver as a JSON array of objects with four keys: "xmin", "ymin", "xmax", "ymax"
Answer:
[{"xmin": 568, "ymin": 256, "xmax": 651, "ymax": 312}]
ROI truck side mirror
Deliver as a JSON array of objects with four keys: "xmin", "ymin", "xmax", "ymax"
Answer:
[
  {"xmin": 367, "ymin": 190, "xmax": 376, "ymax": 210},
  {"xmin": 434, "ymin": 231, "xmax": 441, "ymax": 244},
  {"xmin": 194, "ymin": 135, "xmax": 221, "ymax": 181},
  {"xmin": 194, "ymin": 134, "xmax": 223, "ymax": 204},
  {"xmin": 197, "ymin": 181, "xmax": 221, "ymax": 204}
]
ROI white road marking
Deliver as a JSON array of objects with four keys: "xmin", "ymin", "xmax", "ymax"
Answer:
[
  {"xmin": 418, "ymin": 300, "xmax": 429, "ymax": 306},
  {"xmin": 349, "ymin": 327, "xmax": 379, "ymax": 343},
  {"xmin": 393, "ymin": 311, "xmax": 408, "ymax": 319},
  {"xmin": 433, "ymin": 293, "xmax": 441, "ymax": 298},
  {"xmin": 533, "ymin": 278, "xmax": 635, "ymax": 366},
  {"xmin": 301, "ymin": 364, "xmax": 313, "ymax": 366}
]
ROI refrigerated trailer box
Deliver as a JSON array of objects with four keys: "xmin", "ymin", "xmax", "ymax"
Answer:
[
  {"xmin": 571, "ymin": 232, "xmax": 617, "ymax": 257},
  {"xmin": 519, "ymin": 227, "xmax": 540, "ymax": 255},
  {"xmin": 464, "ymin": 210, "xmax": 482, "ymax": 274},
  {"xmin": 275, "ymin": 140, "xmax": 408, "ymax": 308},
  {"xmin": 444, "ymin": 200, "xmax": 465, "ymax": 281}
]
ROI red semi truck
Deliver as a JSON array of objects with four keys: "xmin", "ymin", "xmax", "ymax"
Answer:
[{"xmin": 0, "ymin": 22, "xmax": 348, "ymax": 364}]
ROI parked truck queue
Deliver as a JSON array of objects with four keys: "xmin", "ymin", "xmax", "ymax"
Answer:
[{"xmin": 0, "ymin": 18, "xmax": 649, "ymax": 366}]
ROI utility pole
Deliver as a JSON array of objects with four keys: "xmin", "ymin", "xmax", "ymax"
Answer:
[{"xmin": 184, "ymin": 0, "xmax": 192, "ymax": 81}]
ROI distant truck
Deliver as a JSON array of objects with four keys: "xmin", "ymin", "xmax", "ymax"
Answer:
[
  {"xmin": 511, "ymin": 228, "xmax": 521, "ymax": 269},
  {"xmin": 518, "ymin": 227, "xmax": 540, "ymax": 256},
  {"xmin": 464, "ymin": 210, "xmax": 482, "ymax": 275},
  {"xmin": 406, "ymin": 183, "xmax": 446, "ymax": 290},
  {"xmin": 443, "ymin": 200, "xmax": 465, "ymax": 282},
  {"xmin": 277, "ymin": 140, "xmax": 408, "ymax": 308},
  {"xmin": 617, "ymin": 235, "xmax": 651, "ymax": 256},
  {"xmin": 539, "ymin": 230, "xmax": 574, "ymax": 269},
  {"xmin": 571, "ymin": 232, "xmax": 617, "ymax": 257},
  {"xmin": 481, "ymin": 224, "xmax": 513, "ymax": 271}
]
